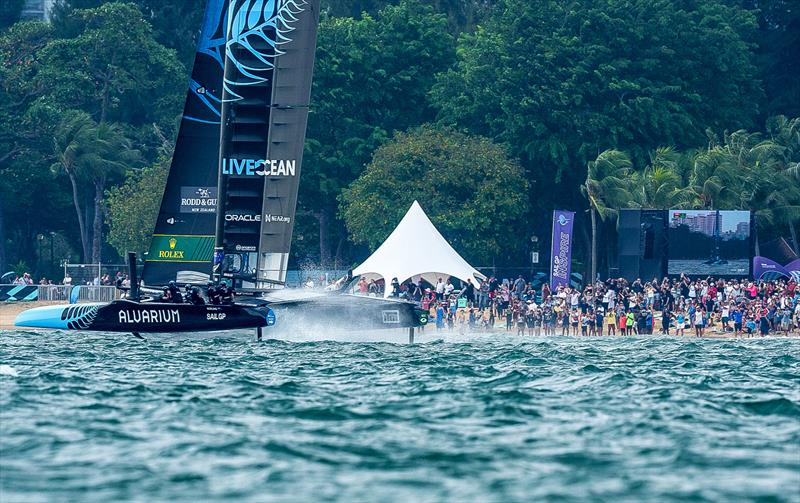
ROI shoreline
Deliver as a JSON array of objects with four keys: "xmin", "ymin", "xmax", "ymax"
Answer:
[{"xmin": 2, "ymin": 301, "xmax": 798, "ymax": 339}]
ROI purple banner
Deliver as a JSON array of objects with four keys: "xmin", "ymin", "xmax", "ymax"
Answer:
[
  {"xmin": 550, "ymin": 210, "xmax": 575, "ymax": 289},
  {"xmin": 753, "ymin": 256, "xmax": 800, "ymax": 281}
]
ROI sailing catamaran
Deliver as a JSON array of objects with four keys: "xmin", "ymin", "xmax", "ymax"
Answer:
[{"xmin": 15, "ymin": 0, "xmax": 427, "ymax": 337}]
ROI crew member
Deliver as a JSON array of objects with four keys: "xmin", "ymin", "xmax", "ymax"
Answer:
[
  {"xmin": 159, "ymin": 286, "xmax": 171, "ymax": 302},
  {"xmin": 187, "ymin": 286, "xmax": 205, "ymax": 305},
  {"xmin": 206, "ymin": 282, "xmax": 220, "ymax": 305},
  {"xmin": 168, "ymin": 281, "xmax": 183, "ymax": 303},
  {"xmin": 220, "ymin": 283, "xmax": 235, "ymax": 304}
]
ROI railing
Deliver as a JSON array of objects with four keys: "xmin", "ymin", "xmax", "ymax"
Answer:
[
  {"xmin": 36, "ymin": 285, "xmax": 71, "ymax": 301},
  {"xmin": 0, "ymin": 285, "xmax": 121, "ymax": 303},
  {"xmin": 72, "ymin": 285, "xmax": 120, "ymax": 303}
]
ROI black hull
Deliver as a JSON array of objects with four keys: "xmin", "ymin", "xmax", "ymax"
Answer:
[
  {"xmin": 15, "ymin": 299, "xmax": 275, "ymax": 333},
  {"xmin": 16, "ymin": 293, "xmax": 426, "ymax": 334},
  {"xmin": 261, "ymin": 293, "xmax": 428, "ymax": 331}
]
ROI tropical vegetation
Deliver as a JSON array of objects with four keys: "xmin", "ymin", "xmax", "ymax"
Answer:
[{"xmin": 0, "ymin": 0, "xmax": 797, "ymax": 280}]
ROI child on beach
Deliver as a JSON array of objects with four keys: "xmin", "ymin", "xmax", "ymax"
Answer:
[
  {"xmin": 606, "ymin": 310, "xmax": 616, "ymax": 335},
  {"xmin": 675, "ymin": 311, "xmax": 685, "ymax": 336},
  {"xmin": 745, "ymin": 316, "xmax": 756, "ymax": 336},
  {"xmin": 571, "ymin": 310, "xmax": 580, "ymax": 336},
  {"xmin": 626, "ymin": 311, "xmax": 635, "ymax": 335}
]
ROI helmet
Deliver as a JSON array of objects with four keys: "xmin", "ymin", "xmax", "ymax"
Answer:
[
  {"xmin": 207, "ymin": 281, "xmax": 214, "ymax": 287},
  {"xmin": 168, "ymin": 281, "xmax": 176, "ymax": 287},
  {"xmin": 162, "ymin": 286, "xmax": 169, "ymax": 291}
]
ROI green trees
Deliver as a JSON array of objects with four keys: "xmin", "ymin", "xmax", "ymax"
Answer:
[
  {"xmin": 341, "ymin": 126, "xmax": 528, "ymax": 264},
  {"xmin": 106, "ymin": 159, "xmax": 168, "ymax": 257},
  {"xmin": 432, "ymin": 0, "xmax": 762, "ymax": 236},
  {"xmin": 0, "ymin": 3, "xmax": 182, "ymax": 270},
  {"xmin": 580, "ymin": 117, "xmax": 800, "ymax": 272},
  {"xmin": 38, "ymin": 3, "xmax": 184, "ymax": 129},
  {"xmin": 51, "ymin": 112, "xmax": 141, "ymax": 263},
  {"xmin": 301, "ymin": 0, "xmax": 456, "ymax": 265},
  {"xmin": 0, "ymin": 0, "xmax": 798, "ymax": 277},
  {"xmin": 582, "ymin": 150, "xmax": 632, "ymax": 283}
]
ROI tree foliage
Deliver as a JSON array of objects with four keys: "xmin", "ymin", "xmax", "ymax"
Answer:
[
  {"xmin": 432, "ymin": 0, "xmax": 763, "ymax": 217},
  {"xmin": 299, "ymin": 0, "xmax": 456, "ymax": 264},
  {"xmin": 36, "ymin": 2, "xmax": 184, "ymax": 128},
  {"xmin": 341, "ymin": 125, "xmax": 528, "ymax": 264},
  {"xmin": 0, "ymin": 0, "xmax": 798, "ymax": 277},
  {"xmin": 106, "ymin": 158, "xmax": 168, "ymax": 257}
]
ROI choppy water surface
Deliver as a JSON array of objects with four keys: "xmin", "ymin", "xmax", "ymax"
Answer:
[{"xmin": 1, "ymin": 331, "xmax": 799, "ymax": 502}]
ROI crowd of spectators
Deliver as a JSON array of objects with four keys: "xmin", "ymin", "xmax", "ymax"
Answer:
[{"xmin": 386, "ymin": 274, "xmax": 799, "ymax": 337}]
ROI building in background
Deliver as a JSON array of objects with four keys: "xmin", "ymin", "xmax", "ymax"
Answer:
[{"xmin": 20, "ymin": 0, "xmax": 54, "ymax": 21}]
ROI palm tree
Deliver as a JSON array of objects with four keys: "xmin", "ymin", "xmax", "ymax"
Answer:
[
  {"xmin": 690, "ymin": 133, "xmax": 745, "ymax": 210},
  {"xmin": 629, "ymin": 147, "xmax": 694, "ymax": 209},
  {"xmin": 86, "ymin": 123, "xmax": 140, "ymax": 264},
  {"xmin": 52, "ymin": 112, "xmax": 140, "ymax": 263},
  {"xmin": 51, "ymin": 111, "xmax": 97, "ymax": 261},
  {"xmin": 582, "ymin": 149, "xmax": 633, "ymax": 283}
]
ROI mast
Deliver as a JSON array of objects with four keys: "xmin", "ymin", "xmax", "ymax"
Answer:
[{"xmin": 213, "ymin": 0, "xmax": 321, "ymax": 288}]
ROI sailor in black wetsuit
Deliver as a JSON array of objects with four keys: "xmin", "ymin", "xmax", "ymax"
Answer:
[
  {"xmin": 159, "ymin": 286, "xmax": 171, "ymax": 302},
  {"xmin": 167, "ymin": 281, "xmax": 183, "ymax": 303},
  {"xmin": 220, "ymin": 283, "xmax": 235, "ymax": 304},
  {"xmin": 207, "ymin": 282, "xmax": 221, "ymax": 305},
  {"xmin": 186, "ymin": 286, "xmax": 205, "ymax": 305}
]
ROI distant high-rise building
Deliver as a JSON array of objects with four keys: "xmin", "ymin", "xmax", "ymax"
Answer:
[
  {"xmin": 682, "ymin": 212, "xmax": 719, "ymax": 237},
  {"xmin": 735, "ymin": 221, "xmax": 750, "ymax": 238},
  {"xmin": 20, "ymin": 0, "xmax": 54, "ymax": 21}
]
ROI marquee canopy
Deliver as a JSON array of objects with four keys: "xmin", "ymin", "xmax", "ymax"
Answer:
[{"xmin": 353, "ymin": 201, "xmax": 486, "ymax": 297}]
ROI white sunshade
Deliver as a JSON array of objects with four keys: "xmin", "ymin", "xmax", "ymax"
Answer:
[{"xmin": 353, "ymin": 201, "xmax": 486, "ymax": 297}]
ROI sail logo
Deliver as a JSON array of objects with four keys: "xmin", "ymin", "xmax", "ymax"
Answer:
[
  {"xmin": 225, "ymin": 213, "xmax": 261, "ymax": 222},
  {"xmin": 264, "ymin": 214, "xmax": 291, "ymax": 224},
  {"xmin": 180, "ymin": 186, "xmax": 217, "ymax": 214},
  {"xmin": 221, "ymin": 158, "xmax": 296, "ymax": 177},
  {"xmin": 159, "ymin": 237, "xmax": 185, "ymax": 259},
  {"xmin": 118, "ymin": 309, "xmax": 181, "ymax": 324}
]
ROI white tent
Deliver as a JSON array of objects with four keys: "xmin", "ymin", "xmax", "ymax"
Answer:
[{"xmin": 353, "ymin": 201, "xmax": 486, "ymax": 297}]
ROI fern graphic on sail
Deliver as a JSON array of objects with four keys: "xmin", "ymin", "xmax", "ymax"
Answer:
[{"xmin": 214, "ymin": 0, "xmax": 320, "ymax": 289}]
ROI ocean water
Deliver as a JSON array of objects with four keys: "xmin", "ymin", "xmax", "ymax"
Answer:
[{"xmin": 1, "ymin": 331, "xmax": 799, "ymax": 503}]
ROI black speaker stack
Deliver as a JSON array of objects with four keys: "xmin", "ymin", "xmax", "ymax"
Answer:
[{"xmin": 616, "ymin": 209, "xmax": 667, "ymax": 281}]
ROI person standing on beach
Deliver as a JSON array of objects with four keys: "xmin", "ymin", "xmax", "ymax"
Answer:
[
  {"xmin": 694, "ymin": 308, "xmax": 705, "ymax": 337},
  {"xmin": 661, "ymin": 309, "xmax": 671, "ymax": 335},
  {"xmin": 626, "ymin": 311, "xmax": 635, "ymax": 335},
  {"xmin": 606, "ymin": 309, "xmax": 616, "ymax": 335},
  {"xmin": 732, "ymin": 307, "xmax": 743, "ymax": 336},
  {"xmin": 435, "ymin": 278, "xmax": 445, "ymax": 301},
  {"xmin": 759, "ymin": 308, "xmax": 770, "ymax": 336},
  {"xmin": 676, "ymin": 310, "xmax": 685, "ymax": 336},
  {"xmin": 595, "ymin": 309, "xmax": 604, "ymax": 336}
]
